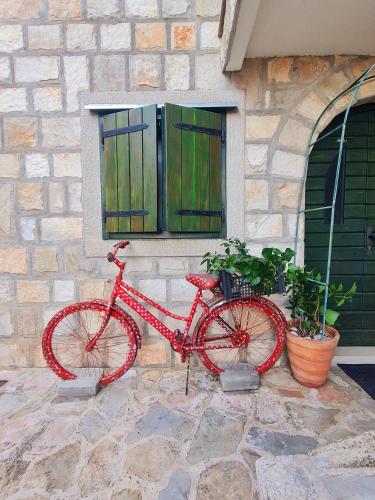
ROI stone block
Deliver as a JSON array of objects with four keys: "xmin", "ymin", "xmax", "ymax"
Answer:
[
  {"xmin": 279, "ymin": 119, "xmax": 310, "ymax": 151},
  {"xmin": 245, "ymin": 179, "xmax": 268, "ymax": 210},
  {"xmin": 79, "ymin": 279, "xmax": 106, "ymax": 300},
  {"xmin": 0, "ymin": 88, "xmax": 27, "ymax": 112},
  {"xmin": 220, "ymin": 365, "xmax": 259, "ymax": 391},
  {"xmin": 48, "ymin": 0, "xmax": 81, "ymax": 19},
  {"xmin": 126, "ymin": 0, "xmax": 158, "ymax": 18},
  {"xmin": 17, "ymin": 280, "xmax": 49, "ymax": 303},
  {"xmin": 246, "ymin": 214, "xmax": 283, "ymax": 239},
  {"xmin": 42, "ymin": 117, "xmax": 80, "ymax": 148},
  {"xmin": 0, "ymin": 154, "xmax": 20, "ymax": 177},
  {"xmin": 32, "ymin": 87, "xmax": 62, "ymax": 113},
  {"xmin": 4, "ymin": 117, "xmax": 37, "ymax": 149},
  {"xmin": 196, "ymin": 0, "xmax": 221, "ymax": 16},
  {"xmin": 0, "ymin": 25, "xmax": 23, "ymax": 52},
  {"xmin": 53, "ymin": 153, "xmax": 81, "ymax": 177},
  {"xmin": 273, "ymin": 182, "xmax": 300, "ymax": 209},
  {"xmin": 16, "ymin": 306, "xmax": 38, "ymax": 337},
  {"xmin": 41, "ymin": 217, "xmax": 83, "ymax": 241},
  {"xmin": 17, "ymin": 182, "xmax": 44, "ymax": 211},
  {"xmin": 196, "ymin": 461, "xmax": 252, "ymax": 499},
  {"xmin": 53, "ymin": 280, "xmax": 75, "ymax": 302},
  {"xmin": 66, "ymin": 24, "xmax": 96, "ymax": 51},
  {"xmin": 170, "ymin": 279, "xmax": 194, "ymax": 302},
  {"xmin": 57, "ymin": 371, "xmax": 102, "ymax": 397},
  {"xmin": 296, "ymin": 92, "xmax": 326, "ymax": 122},
  {"xmin": 49, "ymin": 182, "xmax": 65, "ymax": 212},
  {"xmin": 159, "ymin": 258, "xmax": 187, "ymax": 274},
  {"xmin": 20, "ymin": 217, "xmax": 36, "ymax": 241},
  {"xmin": 195, "ymin": 54, "xmax": 229, "ymax": 90},
  {"xmin": 0, "ymin": 57, "xmax": 11, "ymax": 82},
  {"xmin": 0, "ymin": 343, "xmax": 28, "ymax": 367},
  {"xmin": 320, "ymin": 71, "xmax": 349, "ymax": 101},
  {"xmin": 15, "ymin": 56, "xmax": 60, "ymax": 82},
  {"xmin": 200, "ymin": 21, "xmax": 220, "ymax": 49},
  {"xmin": 232, "ymin": 58, "xmax": 263, "ymax": 110},
  {"xmin": 64, "ymin": 245, "xmax": 96, "ymax": 275},
  {"xmin": 0, "ymin": 281, "xmax": 13, "ymax": 303},
  {"xmin": 138, "ymin": 279, "xmax": 166, "ymax": 302},
  {"xmin": 130, "ymin": 54, "xmax": 160, "ymax": 89},
  {"xmin": 351, "ymin": 56, "xmax": 375, "ymax": 78},
  {"xmin": 135, "ymin": 23, "xmax": 166, "ymax": 50},
  {"xmin": 246, "ymin": 143, "xmax": 268, "ymax": 174},
  {"xmin": 296, "ymin": 56, "xmax": 330, "ymax": 82},
  {"xmin": 0, "ymin": 310, "xmax": 13, "ymax": 337},
  {"xmin": 67, "ymin": 182, "xmax": 82, "ymax": 211},
  {"xmin": 25, "ymin": 154, "xmax": 49, "ymax": 178},
  {"xmin": 271, "ymin": 150, "xmax": 305, "ymax": 179},
  {"xmin": 0, "ymin": 183, "xmax": 16, "ymax": 242},
  {"xmin": 162, "ymin": 0, "xmax": 188, "ymax": 17},
  {"xmin": 34, "ymin": 247, "xmax": 58, "ymax": 273},
  {"xmin": 28, "ymin": 24, "xmax": 62, "ymax": 50},
  {"xmin": 0, "ymin": 0, "xmax": 43, "ymax": 20},
  {"xmin": 87, "ymin": 0, "xmax": 120, "ymax": 18},
  {"xmin": 138, "ymin": 341, "xmax": 167, "ymax": 366},
  {"xmin": 246, "ymin": 115, "xmax": 281, "ymax": 140},
  {"xmin": 267, "ymin": 58, "xmax": 293, "ymax": 83},
  {"xmin": 93, "ymin": 55, "xmax": 126, "ymax": 91},
  {"xmin": 100, "ymin": 24, "xmax": 131, "ymax": 51},
  {"xmin": 165, "ymin": 54, "xmax": 190, "ymax": 90},
  {"xmin": 171, "ymin": 23, "xmax": 195, "ymax": 50},
  {"xmin": 64, "ymin": 56, "xmax": 89, "ymax": 112}
]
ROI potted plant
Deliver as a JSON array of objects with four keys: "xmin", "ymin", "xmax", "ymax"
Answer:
[
  {"xmin": 285, "ymin": 265, "xmax": 356, "ymax": 387},
  {"xmin": 202, "ymin": 238, "xmax": 295, "ymax": 297}
]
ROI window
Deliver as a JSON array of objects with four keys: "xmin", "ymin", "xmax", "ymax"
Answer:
[{"xmin": 100, "ymin": 103, "xmax": 226, "ymax": 239}]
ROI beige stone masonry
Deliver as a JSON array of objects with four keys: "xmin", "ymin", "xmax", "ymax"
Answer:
[
  {"xmin": 246, "ymin": 115, "xmax": 281, "ymax": 141},
  {"xmin": 93, "ymin": 55, "xmax": 126, "ymax": 91},
  {"xmin": 126, "ymin": 0, "xmax": 159, "ymax": 18},
  {"xmin": 0, "ymin": 0, "xmax": 43, "ymax": 20},
  {"xmin": 28, "ymin": 25, "xmax": 62, "ymax": 50},
  {"xmin": 130, "ymin": 55, "xmax": 161, "ymax": 89},
  {"xmin": 42, "ymin": 118, "xmax": 81, "ymax": 148},
  {"xmin": 100, "ymin": 24, "xmax": 131, "ymax": 51},
  {"xmin": 48, "ymin": 0, "xmax": 81, "ymax": 19},
  {"xmin": 41, "ymin": 217, "xmax": 83, "ymax": 241},
  {"xmin": 0, "ymin": 57, "xmax": 11, "ymax": 82},
  {"xmin": 4, "ymin": 118, "xmax": 38, "ymax": 149},
  {"xmin": 66, "ymin": 24, "xmax": 97, "ymax": 52},
  {"xmin": 0, "ymin": 25, "xmax": 24, "ymax": 52},
  {"xmin": 34, "ymin": 247, "xmax": 58, "ymax": 273},
  {"xmin": 15, "ymin": 57, "xmax": 60, "ymax": 83},
  {"xmin": 87, "ymin": 0, "xmax": 120, "ymax": 19},
  {"xmin": 135, "ymin": 23, "xmax": 167, "ymax": 50},
  {"xmin": 171, "ymin": 23, "xmax": 196, "ymax": 50},
  {"xmin": 0, "ymin": 88, "xmax": 28, "ymax": 113},
  {"xmin": 17, "ymin": 280, "xmax": 49, "ymax": 303},
  {"xmin": 0, "ymin": 154, "xmax": 20, "ymax": 178},
  {"xmin": 17, "ymin": 183, "xmax": 44, "ymax": 211},
  {"xmin": 32, "ymin": 87, "xmax": 62, "ymax": 113},
  {"xmin": 268, "ymin": 58, "xmax": 293, "ymax": 83},
  {"xmin": 0, "ymin": 248, "xmax": 27, "ymax": 274}
]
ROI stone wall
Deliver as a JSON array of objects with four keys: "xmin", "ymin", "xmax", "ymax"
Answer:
[{"xmin": 0, "ymin": 0, "xmax": 374, "ymax": 368}]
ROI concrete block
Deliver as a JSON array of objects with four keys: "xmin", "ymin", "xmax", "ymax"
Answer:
[
  {"xmin": 220, "ymin": 364, "xmax": 259, "ymax": 392},
  {"xmin": 57, "ymin": 370, "xmax": 102, "ymax": 397}
]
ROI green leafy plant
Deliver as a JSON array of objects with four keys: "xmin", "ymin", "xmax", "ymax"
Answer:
[
  {"xmin": 285, "ymin": 264, "xmax": 357, "ymax": 338},
  {"xmin": 201, "ymin": 238, "xmax": 295, "ymax": 295}
]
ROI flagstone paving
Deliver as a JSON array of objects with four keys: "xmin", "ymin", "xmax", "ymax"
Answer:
[{"xmin": 0, "ymin": 366, "xmax": 374, "ymax": 499}]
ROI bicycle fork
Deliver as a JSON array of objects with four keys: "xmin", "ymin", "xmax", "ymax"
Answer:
[{"xmin": 85, "ymin": 298, "xmax": 115, "ymax": 351}]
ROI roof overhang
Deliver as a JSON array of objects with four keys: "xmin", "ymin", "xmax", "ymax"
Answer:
[{"xmin": 221, "ymin": 0, "xmax": 375, "ymax": 71}]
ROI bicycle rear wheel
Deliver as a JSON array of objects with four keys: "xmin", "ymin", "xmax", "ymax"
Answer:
[
  {"xmin": 197, "ymin": 297, "xmax": 286, "ymax": 375},
  {"xmin": 42, "ymin": 301, "xmax": 138, "ymax": 385}
]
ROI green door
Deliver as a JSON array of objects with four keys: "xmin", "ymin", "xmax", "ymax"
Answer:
[{"xmin": 305, "ymin": 104, "xmax": 375, "ymax": 347}]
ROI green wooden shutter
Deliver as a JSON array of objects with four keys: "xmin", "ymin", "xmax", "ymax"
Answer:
[
  {"xmin": 102, "ymin": 105, "xmax": 158, "ymax": 234},
  {"xmin": 164, "ymin": 103, "xmax": 224, "ymax": 233}
]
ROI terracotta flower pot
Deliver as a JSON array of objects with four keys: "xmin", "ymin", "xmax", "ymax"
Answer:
[{"xmin": 286, "ymin": 321, "xmax": 340, "ymax": 388}]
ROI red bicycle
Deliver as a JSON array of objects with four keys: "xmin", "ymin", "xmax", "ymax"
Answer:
[{"xmin": 43, "ymin": 241, "xmax": 287, "ymax": 385}]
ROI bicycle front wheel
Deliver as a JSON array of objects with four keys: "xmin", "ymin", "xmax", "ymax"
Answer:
[
  {"xmin": 197, "ymin": 297, "xmax": 286, "ymax": 375},
  {"xmin": 42, "ymin": 301, "xmax": 138, "ymax": 385}
]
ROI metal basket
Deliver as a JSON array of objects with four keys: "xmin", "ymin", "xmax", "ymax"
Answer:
[{"xmin": 219, "ymin": 263, "xmax": 285, "ymax": 300}]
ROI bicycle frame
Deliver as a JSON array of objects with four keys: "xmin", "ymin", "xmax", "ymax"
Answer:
[{"xmin": 86, "ymin": 256, "xmax": 241, "ymax": 358}]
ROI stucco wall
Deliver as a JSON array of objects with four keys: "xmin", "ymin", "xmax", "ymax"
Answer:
[{"xmin": 0, "ymin": 0, "xmax": 374, "ymax": 368}]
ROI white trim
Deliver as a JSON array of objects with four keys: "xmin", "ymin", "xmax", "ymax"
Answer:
[
  {"xmin": 333, "ymin": 347, "xmax": 375, "ymax": 364},
  {"xmin": 80, "ymin": 89, "xmax": 245, "ymax": 258},
  {"xmin": 84, "ymin": 103, "xmax": 239, "ymax": 111},
  {"xmin": 222, "ymin": 0, "xmax": 261, "ymax": 71}
]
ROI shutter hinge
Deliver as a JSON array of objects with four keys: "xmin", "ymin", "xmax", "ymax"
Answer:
[
  {"xmin": 104, "ymin": 209, "xmax": 149, "ymax": 222},
  {"xmin": 221, "ymin": 128, "xmax": 225, "ymax": 143},
  {"xmin": 176, "ymin": 208, "xmax": 225, "ymax": 222},
  {"xmin": 102, "ymin": 123, "xmax": 148, "ymax": 143}
]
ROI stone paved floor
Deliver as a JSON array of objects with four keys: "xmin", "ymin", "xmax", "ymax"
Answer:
[{"xmin": 0, "ymin": 366, "xmax": 375, "ymax": 500}]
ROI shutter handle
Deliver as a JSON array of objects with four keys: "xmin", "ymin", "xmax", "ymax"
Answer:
[{"xmin": 367, "ymin": 226, "xmax": 374, "ymax": 255}]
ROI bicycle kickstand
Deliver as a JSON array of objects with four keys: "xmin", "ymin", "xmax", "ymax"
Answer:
[{"xmin": 185, "ymin": 355, "xmax": 191, "ymax": 396}]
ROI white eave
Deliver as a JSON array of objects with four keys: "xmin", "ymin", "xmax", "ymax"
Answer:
[{"xmin": 221, "ymin": 0, "xmax": 375, "ymax": 71}]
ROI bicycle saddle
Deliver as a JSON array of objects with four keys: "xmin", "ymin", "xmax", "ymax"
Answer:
[{"xmin": 185, "ymin": 273, "xmax": 220, "ymax": 290}]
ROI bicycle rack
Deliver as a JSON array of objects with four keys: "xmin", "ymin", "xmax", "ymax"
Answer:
[{"xmin": 294, "ymin": 63, "xmax": 375, "ymax": 338}]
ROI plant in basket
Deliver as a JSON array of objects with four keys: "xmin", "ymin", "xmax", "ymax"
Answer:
[
  {"xmin": 285, "ymin": 264, "xmax": 356, "ymax": 387},
  {"xmin": 201, "ymin": 238, "xmax": 295, "ymax": 298}
]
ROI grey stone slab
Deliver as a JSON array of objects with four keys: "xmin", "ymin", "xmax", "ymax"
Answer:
[
  {"xmin": 158, "ymin": 469, "xmax": 191, "ymax": 500},
  {"xmin": 127, "ymin": 404, "xmax": 193, "ymax": 444},
  {"xmin": 220, "ymin": 365, "xmax": 259, "ymax": 392},
  {"xmin": 246, "ymin": 426, "xmax": 318, "ymax": 455},
  {"xmin": 57, "ymin": 371, "xmax": 102, "ymax": 397},
  {"xmin": 321, "ymin": 475, "xmax": 375, "ymax": 500}
]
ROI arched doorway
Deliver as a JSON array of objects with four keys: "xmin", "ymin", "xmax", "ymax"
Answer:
[{"xmin": 305, "ymin": 103, "xmax": 375, "ymax": 347}]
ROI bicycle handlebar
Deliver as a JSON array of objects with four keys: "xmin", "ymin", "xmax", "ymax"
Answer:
[{"xmin": 107, "ymin": 240, "xmax": 130, "ymax": 263}]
